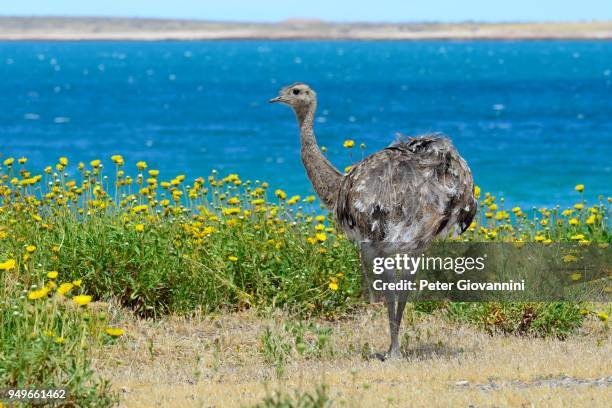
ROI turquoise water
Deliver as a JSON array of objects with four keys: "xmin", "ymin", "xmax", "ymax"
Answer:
[{"xmin": 0, "ymin": 40, "xmax": 610, "ymax": 206}]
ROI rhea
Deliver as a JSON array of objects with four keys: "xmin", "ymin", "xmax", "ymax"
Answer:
[{"xmin": 270, "ymin": 83, "xmax": 476, "ymax": 359}]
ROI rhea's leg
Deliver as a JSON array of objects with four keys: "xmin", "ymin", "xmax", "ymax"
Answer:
[
  {"xmin": 360, "ymin": 250, "xmax": 376, "ymax": 303},
  {"xmin": 389, "ymin": 269, "xmax": 411, "ymax": 359},
  {"xmin": 382, "ymin": 267, "xmax": 401, "ymax": 358}
]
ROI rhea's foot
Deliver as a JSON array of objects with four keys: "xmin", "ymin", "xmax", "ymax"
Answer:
[{"xmin": 372, "ymin": 347, "xmax": 402, "ymax": 361}]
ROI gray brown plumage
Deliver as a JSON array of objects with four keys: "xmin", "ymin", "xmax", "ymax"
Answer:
[{"xmin": 270, "ymin": 83, "xmax": 477, "ymax": 359}]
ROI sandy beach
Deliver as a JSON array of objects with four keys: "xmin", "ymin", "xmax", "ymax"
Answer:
[{"xmin": 0, "ymin": 17, "xmax": 611, "ymax": 40}]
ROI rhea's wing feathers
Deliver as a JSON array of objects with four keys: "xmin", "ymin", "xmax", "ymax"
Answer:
[{"xmin": 335, "ymin": 135, "xmax": 476, "ymax": 248}]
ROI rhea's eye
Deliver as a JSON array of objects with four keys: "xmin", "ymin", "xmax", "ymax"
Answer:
[{"xmin": 292, "ymin": 89, "xmax": 300, "ymax": 95}]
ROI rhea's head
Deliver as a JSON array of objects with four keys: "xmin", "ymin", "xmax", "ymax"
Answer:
[{"xmin": 269, "ymin": 83, "xmax": 316, "ymax": 113}]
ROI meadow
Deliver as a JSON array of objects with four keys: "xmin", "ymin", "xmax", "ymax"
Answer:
[{"xmin": 0, "ymin": 145, "xmax": 610, "ymax": 406}]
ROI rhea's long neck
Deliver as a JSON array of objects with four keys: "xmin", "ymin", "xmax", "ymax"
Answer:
[{"xmin": 296, "ymin": 101, "xmax": 343, "ymax": 209}]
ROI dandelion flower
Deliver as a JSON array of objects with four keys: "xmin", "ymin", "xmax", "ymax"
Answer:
[
  {"xmin": 105, "ymin": 327, "xmax": 125, "ymax": 337},
  {"xmin": 73, "ymin": 295, "xmax": 92, "ymax": 306},
  {"xmin": 57, "ymin": 282, "xmax": 74, "ymax": 295},
  {"xmin": 315, "ymin": 233, "xmax": 327, "ymax": 242},
  {"xmin": 575, "ymin": 184, "xmax": 584, "ymax": 192},
  {"xmin": 579, "ymin": 309, "xmax": 589, "ymax": 316},
  {"xmin": 0, "ymin": 259, "xmax": 16, "ymax": 271},
  {"xmin": 54, "ymin": 337, "xmax": 65, "ymax": 344},
  {"xmin": 562, "ymin": 255, "xmax": 578, "ymax": 263},
  {"xmin": 228, "ymin": 255, "xmax": 238, "ymax": 262},
  {"xmin": 568, "ymin": 218, "xmax": 579, "ymax": 226},
  {"xmin": 135, "ymin": 223, "xmax": 145, "ymax": 233},
  {"xmin": 136, "ymin": 161, "xmax": 147, "ymax": 170},
  {"xmin": 47, "ymin": 271, "xmax": 58, "ymax": 279},
  {"xmin": 343, "ymin": 140, "xmax": 355, "ymax": 148},
  {"xmin": 473, "ymin": 185, "xmax": 481, "ymax": 199},
  {"xmin": 111, "ymin": 155, "xmax": 124, "ymax": 165},
  {"xmin": 274, "ymin": 189, "xmax": 287, "ymax": 200},
  {"xmin": 597, "ymin": 312, "xmax": 608, "ymax": 322},
  {"xmin": 329, "ymin": 282, "xmax": 339, "ymax": 291},
  {"xmin": 570, "ymin": 273, "xmax": 582, "ymax": 281},
  {"xmin": 90, "ymin": 159, "xmax": 101, "ymax": 168},
  {"xmin": 574, "ymin": 203, "xmax": 584, "ymax": 210},
  {"xmin": 72, "ymin": 279, "xmax": 82, "ymax": 286},
  {"xmin": 27, "ymin": 287, "xmax": 50, "ymax": 300},
  {"xmin": 25, "ymin": 245, "xmax": 36, "ymax": 253},
  {"xmin": 59, "ymin": 157, "xmax": 68, "ymax": 166}
]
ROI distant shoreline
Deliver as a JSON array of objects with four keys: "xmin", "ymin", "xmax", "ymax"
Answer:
[{"xmin": 1, "ymin": 17, "xmax": 611, "ymax": 40}]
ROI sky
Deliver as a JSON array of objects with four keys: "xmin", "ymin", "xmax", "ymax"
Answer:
[{"xmin": 1, "ymin": 0, "xmax": 611, "ymax": 22}]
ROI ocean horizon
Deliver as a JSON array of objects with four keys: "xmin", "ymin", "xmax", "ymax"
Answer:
[{"xmin": 1, "ymin": 40, "xmax": 610, "ymax": 208}]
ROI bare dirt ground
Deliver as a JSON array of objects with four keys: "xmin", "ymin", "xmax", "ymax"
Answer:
[
  {"xmin": 0, "ymin": 17, "xmax": 611, "ymax": 40},
  {"xmin": 95, "ymin": 305, "xmax": 611, "ymax": 407}
]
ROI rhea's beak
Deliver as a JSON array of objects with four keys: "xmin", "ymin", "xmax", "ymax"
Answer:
[{"xmin": 269, "ymin": 96, "xmax": 283, "ymax": 103}]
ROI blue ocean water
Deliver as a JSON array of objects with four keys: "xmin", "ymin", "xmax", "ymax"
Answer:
[{"xmin": 0, "ymin": 40, "xmax": 610, "ymax": 207}]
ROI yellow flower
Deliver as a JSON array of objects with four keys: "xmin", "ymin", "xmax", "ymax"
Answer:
[
  {"xmin": 57, "ymin": 282, "xmax": 74, "ymax": 295},
  {"xmin": 0, "ymin": 259, "xmax": 16, "ymax": 271},
  {"xmin": 534, "ymin": 235, "xmax": 546, "ymax": 242},
  {"xmin": 274, "ymin": 189, "xmax": 287, "ymax": 200},
  {"xmin": 585, "ymin": 215, "xmax": 596, "ymax": 225},
  {"xmin": 27, "ymin": 287, "xmax": 50, "ymax": 300},
  {"xmin": 562, "ymin": 255, "xmax": 578, "ymax": 263},
  {"xmin": 105, "ymin": 327, "xmax": 125, "ymax": 337},
  {"xmin": 574, "ymin": 203, "xmax": 584, "ymax": 210},
  {"xmin": 343, "ymin": 140, "xmax": 355, "ymax": 148},
  {"xmin": 18, "ymin": 157, "xmax": 27, "ymax": 164},
  {"xmin": 329, "ymin": 282, "xmax": 339, "ymax": 291},
  {"xmin": 570, "ymin": 234, "xmax": 585, "ymax": 241},
  {"xmin": 488, "ymin": 204, "xmax": 498, "ymax": 211},
  {"xmin": 228, "ymin": 256, "xmax": 238, "ymax": 262},
  {"xmin": 315, "ymin": 233, "xmax": 327, "ymax": 242},
  {"xmin": 315, "ymin": 215, "xmax": 326, "ymax": 222},
  {"xmin": 136, "ymin": 161, "xmax": 148, "ymax": 170},
  {"xmin": 3, "ymin": 157, "xmax": 15, "ymax": 166},
  {"xmin": 575, "ymin": 184, "xmax": 584, "ymax": 192},
  {"xmin": 59, "ymin": 157, "xmax": 68, "ymax": 166},
  {"xmin": 561, "ymin": 209, "xmax": 573, "ymax": 217},
  {"xmin": 579, "ymin": 309, "xmax": 589, "ymax": 316},
  {"xmin": 315, "ymin": 224, "xmax": 325, "ymax": 231},
  {"xmin": 25, "ymin": 245, "xmax": 36, "ymax": 253},
  {"xmin": 597, "ymin": 312, "xmax": 608, "ymax": 322},
  {"xmin": 473, "ymin": 185, "xmax": 481, "ymax": 199},
  {"xmin": 111, "ymin": 155, "xmax": 124, "ymax": 165},
  {"xmin": 72, "ymin": 279, "xmax": 82, "ymax": 286},
  {"xmin": 148, "ymin": 169, "xmax": 159, "ymax": 177},
  {"xmin": 568, "ymin": 218, "xmax": 579, "ymax": 226},
  {"xmin": 304, "ymin": 195, "xmax": 316, "ymax": 203},
  {"xmin": 252, "ymin": 199, "xmax": 265, "ymax": 205},
  {"xmin": 228, "ymin": 197, "xmax": 240, "ymax": 205},
  {"xmin": 54, "ymin": 337, "xmax": 65, "ymax": 344},
  {"xmin": 570, "ymin": 273, "xmax": 582, "ymax": 281},
  {"xmin": 344, "ymin": 165, "xmax": 353, "ymax": 173},
  {"xmin": 135, "ymin": 224, "xmax": 145, "ymax": 233},
  {"xmin": 90, "ymin": 159, "xmax": 101, "ymax": 168},
  {"xmin": 73, "ymin": 295, "xmax": 92, "ymax": 306},
  {"xmin": 47, "ymin": 271, "xmax": 58, "ymax": 279},
  {"xmin": 286, "ymin": 195, "xmax": 301, "ymax": 205}
]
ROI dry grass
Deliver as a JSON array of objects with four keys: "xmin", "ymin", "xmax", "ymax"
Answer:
[{"xmin": 95, "ymin": 305, "xmax": 611, "ymax": 407}]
